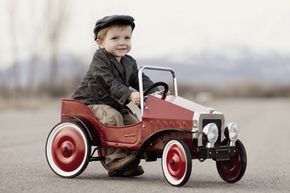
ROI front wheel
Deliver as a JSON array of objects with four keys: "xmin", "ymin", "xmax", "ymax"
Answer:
[
  {"xmin": 45, "ymin": 122, "xmax": 91, "ymax": 178},
  {"xmin": 161, "ymin": 139, "xmax": 192, "ymax": 186},
  {"xmin": 216, "ymin": 140, "xmax": 247, "ymax": 183}
]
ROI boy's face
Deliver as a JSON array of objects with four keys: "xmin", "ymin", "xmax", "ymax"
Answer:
[{"xmin": 97, "ymin": 25, "xmax": 132, "ymax": 62}]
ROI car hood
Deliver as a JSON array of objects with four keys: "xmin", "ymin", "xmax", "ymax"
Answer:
[{"xmin": 165, "ymin": 95, "xmax": 216, "ymax": 114}]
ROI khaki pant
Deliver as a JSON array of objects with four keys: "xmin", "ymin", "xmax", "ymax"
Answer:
[{"xmin": 88, "ymin": 104, "xmax": 138, "ymax": 165}]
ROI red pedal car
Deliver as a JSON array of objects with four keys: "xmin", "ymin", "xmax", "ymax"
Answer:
[{"xmin": 45, "ymin": 66, "xmax": 247, "ymax": 186}]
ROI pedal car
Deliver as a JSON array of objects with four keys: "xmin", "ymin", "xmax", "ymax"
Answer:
[{"xmin": 45, "ymin": 66, "xmax": 247, "ymax": 187}]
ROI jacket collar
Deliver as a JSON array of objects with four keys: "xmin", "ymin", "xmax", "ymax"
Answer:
[{"xmin": 99, "ymin": 49, "xmax": 133, "ymax": 83}]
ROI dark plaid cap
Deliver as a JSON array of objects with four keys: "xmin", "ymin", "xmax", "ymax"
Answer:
[{"xmin": 93, "ymin": 15, "xmax": 135, "ymax": 40}]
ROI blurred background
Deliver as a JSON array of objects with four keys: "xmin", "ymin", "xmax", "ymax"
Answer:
[
  {"xmin": 1, "ymin": 0, "xmax": 290, "ymax": 108},
  {"xmin": 1, "ymin": 2, "xmax": 290, "ymax": 191}
]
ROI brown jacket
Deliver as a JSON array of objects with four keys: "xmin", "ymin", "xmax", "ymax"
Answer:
[{"xmin": 72, "ymin": 49, "xmax": 154, "ymax": 111}]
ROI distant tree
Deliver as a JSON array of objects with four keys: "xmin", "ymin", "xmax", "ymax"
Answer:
[
  {"xmin": 26, "ymin": 0, "xmax": 46, "ymax": 97},
  {"xmin": 44, "ymin": 0, "xmax": 70, "ymax": 96},
  {"xmin": 7, "ymin": 0, "xmax": 19, "ymax": 105}
]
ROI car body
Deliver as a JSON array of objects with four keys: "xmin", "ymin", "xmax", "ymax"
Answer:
[{"xmin": 46, "ymin": 66, "xmax": 247, "ymax": 186}]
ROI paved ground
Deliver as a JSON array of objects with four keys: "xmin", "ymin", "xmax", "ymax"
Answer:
[{"xmin": 0, "ymin": 98, "xmax": 290, "ymax": 193}]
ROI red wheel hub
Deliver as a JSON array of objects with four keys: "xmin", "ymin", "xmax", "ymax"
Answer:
[
  {"xmin": 52, "ymin": 126, "xmax": 86, "ymax": 172},
  {"xmin": 61, "ymin": 141, "xmax": 74, "ymax": 158},
  {"xmin": 166, "ymin": 144, "xmax": 186, "ymax": 179}
]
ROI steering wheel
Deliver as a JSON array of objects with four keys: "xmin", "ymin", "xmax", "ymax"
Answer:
[{"xmin": 143, "ymin": 82, "xmax": 169, "ymax": 100}]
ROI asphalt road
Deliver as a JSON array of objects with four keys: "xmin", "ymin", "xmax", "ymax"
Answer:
[{"xmin": 0, "ymin": 98, "xmax": 290, "ymax": 193}]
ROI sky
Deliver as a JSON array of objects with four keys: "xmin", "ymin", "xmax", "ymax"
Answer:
[{"xmin": 1, "ymin": 0, "xmax": 290, "ymax": 70}]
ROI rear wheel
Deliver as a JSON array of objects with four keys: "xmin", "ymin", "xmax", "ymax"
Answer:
[
  {"xmin": 45, "ymin": 122, "xmax": 91, "ymax": 178},
  {"xmin": 216, "ymin": 140, "xmax": 247, "ymax": 183},
  {"xmin": 161, "ymin": 139, "xmax": 192, "ymax": 186}
]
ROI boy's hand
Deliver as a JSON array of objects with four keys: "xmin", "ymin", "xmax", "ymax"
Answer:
[{"xmin": 129, "ymin": 91, "xmax": 140, "ymax": 105}]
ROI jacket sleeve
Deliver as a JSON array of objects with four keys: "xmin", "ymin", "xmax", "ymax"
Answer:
[{"xmin": 90, "ymin": 57, "xmax": 133, "ymax": 105}]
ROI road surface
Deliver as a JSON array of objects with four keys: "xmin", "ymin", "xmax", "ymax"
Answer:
[{"xmin": 0, "ymin": 98, "xmax": 289, "ymax": 193}]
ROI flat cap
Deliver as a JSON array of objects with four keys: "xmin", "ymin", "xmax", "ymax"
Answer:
[{"xmin": 93, "ymin": 15, "xmax": 135, "ymax": 40}]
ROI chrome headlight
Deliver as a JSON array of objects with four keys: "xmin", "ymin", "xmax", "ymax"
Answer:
[
  {"xmin": 203, "ymin": 123, "xmax": 219, "ymax": 145},
  {"xmin": 225, "ymin": 122, "xmax": 239, "ymax": 142}
]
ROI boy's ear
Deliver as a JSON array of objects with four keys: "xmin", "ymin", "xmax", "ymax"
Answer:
[{"xmin": 96, "ymin": 38, "xmax": 103, "ymax": 48}]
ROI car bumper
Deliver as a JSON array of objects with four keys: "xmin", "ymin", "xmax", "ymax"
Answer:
[{"xmin": 199, "ymin": 146, "xmax": 236, "ymax": 161}]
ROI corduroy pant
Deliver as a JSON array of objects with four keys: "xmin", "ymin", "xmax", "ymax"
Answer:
[{"xmin": 88, "ymin": 104, "xmax": 138, "ymax": 165}]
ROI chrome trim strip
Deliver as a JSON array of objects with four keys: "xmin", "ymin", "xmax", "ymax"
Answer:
[{"xmin": 192, "ymin": 112, "xmax": 200, "ymax": 139}]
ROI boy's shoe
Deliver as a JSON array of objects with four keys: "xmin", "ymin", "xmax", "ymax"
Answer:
[
  {"xmin": 109, "ymin": 166, "xmax": 144, "ymax": 177},
  {"xmin": 107, "ymin": 154, "xmax": 140, "ymax": 174},
  {"xmin": 121, "ymin": 166, "xmax": 144, "ymax": 177}
]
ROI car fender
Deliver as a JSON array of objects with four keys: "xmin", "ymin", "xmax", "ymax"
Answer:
[
  {"xmin": 136, "ymin": 128, "xmax": 192, "ymax": 158},
  {"xmin": 63, "ymin": 114, "xmax": 100, "ymax": 146}
]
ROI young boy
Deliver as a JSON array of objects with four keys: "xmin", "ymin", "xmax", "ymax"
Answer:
[{"xmin": 72, "ymin": 15, "xmax": 156, "ymax": 177}]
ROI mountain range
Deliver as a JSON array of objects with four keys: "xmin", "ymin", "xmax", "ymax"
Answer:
[
  {"xmin": 141, "ymin": 51, "xmax": 290, "ymax": 85},
  {"xmin": 1, "ymin": 51, "xmax": 290, "ymax": 89}
]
